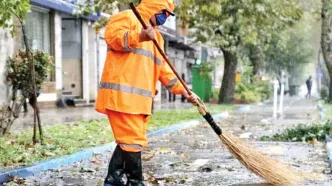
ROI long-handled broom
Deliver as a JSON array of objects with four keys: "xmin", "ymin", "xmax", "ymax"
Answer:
[{"xmin": 129, "ymin": 3, "xmax": 309, "ymax": 185}]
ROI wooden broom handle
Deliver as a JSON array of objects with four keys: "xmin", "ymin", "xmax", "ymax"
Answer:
[{"xmin": 129, "ymin": 3, "xmax": 192, "ymax": 95}]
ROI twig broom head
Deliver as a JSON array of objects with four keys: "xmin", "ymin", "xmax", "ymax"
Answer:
[
  {"xmin": 195, "ymin": 99, "xmax": 314, "ymax": 185},
  {"xmin": 219, "ymin": 131, "xmax": 308, "ymax": 185}
]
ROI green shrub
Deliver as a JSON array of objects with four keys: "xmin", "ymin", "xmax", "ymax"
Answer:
[
  {"xmin": 240, "ymin": 90, "xmax": 261, "ymax": 103},
  {"xmin": 235, "ymin": 83, "xmax": 249, "ymax": 93},
  {"xmin": 321, "ymin": 86, "xmax": 329, "ymax": 101},
  {"xmin": 260, "ymin": 120, "xmax": 331, "ymax": 142},
  {"xmin": 251, "ymin": 80, "xmax": 273, "ymax": 100},
  {"xmin": 235, "ymin": 80, "xmax": 272, "ymax": 103},
  {"xmin": 210, "ymin": 88, "xmax": 220, "ymax": 100}
]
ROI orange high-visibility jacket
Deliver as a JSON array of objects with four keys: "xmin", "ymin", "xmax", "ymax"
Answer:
[{"xmin": 95, "ymin": 0, "xmax": 184, "ymax": 115}]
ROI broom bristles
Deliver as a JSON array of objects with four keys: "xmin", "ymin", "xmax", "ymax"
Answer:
[{"xmin": 219, "ymin": 131, "xmax": 311, "ymax": 185}]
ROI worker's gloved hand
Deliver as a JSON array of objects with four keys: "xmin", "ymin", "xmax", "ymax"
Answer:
[
  {"xmin": 182, "ymin": 91, "xmax": 199, "ymax": 105},
  {"xmin": 139, "ymin": 26, "xmax": 156, "ymax": 42}
]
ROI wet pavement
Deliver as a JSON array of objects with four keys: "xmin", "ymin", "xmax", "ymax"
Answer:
[
  {"xmin": 5, "ymin": 97, "xmax": 332, "ymax": 185},
  {"xmin": 219, "ymin": 97, "xmax": 321, "ymax": 139},
  {"xmin": 12, "ymin": 100, "xmax": 192, "ymax": 132}
]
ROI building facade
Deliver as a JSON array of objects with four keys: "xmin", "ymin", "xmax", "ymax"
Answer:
[
  {"xmin": 0, "ymin": 0, "xmax": 222, "ymax": 108},
  {"xmin": 5, "ymin": 0, "xmax": 100, "ymax": 108}
]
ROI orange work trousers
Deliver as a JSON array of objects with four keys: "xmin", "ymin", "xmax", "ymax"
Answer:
[{"xmin": 106, "ymin": 109, "xmax": 149, "ymax": 152}]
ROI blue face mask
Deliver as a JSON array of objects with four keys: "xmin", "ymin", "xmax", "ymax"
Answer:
[{"xmin": 155, "ymin": 12, "xmax": 168, "ymax": 26}]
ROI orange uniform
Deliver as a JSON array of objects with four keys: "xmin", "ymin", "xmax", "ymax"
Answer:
[{"xmin": 95, "ymin": 0, "xmax": 184, "ymax": 152}]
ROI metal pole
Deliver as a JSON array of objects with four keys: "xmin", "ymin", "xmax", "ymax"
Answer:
[
  {"xmin": 278, "ymin": 70, "xmax": 285, "ymax": 116},
  {"xmin": 273, "ymin": 79, "xmax": 278, "ymax": 119},
  {"xmin": 318, "ymin": 76, "xmax": 322, "ymax": 96}
]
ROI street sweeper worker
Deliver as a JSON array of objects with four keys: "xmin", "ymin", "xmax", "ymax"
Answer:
[{"xmin": 95, "ymin": 0, "xmax": 199, "ymax": 185}]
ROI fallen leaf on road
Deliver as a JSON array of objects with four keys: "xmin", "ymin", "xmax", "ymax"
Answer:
[
  {"xmin": 183, "ymin": 154, "xmax": 190, "ymax": 158},
  {"xmin": 142, "ymin": 149, "xmax": 157, "ymax": 161},
  {"xmin": 143, "ymin": 149, "xmax": 154, "ymax": 154},
  {"xmin": 97, "ymin": 180, "xmax": 103, "ymax": 186},
  {"xmin": 142, "ymin": 154, "xmax": 156, "ymax": 161},
  {"xmin": 80, "ymin": 167, "xmax": 96, "ymax": 173},
  {"xmin": 7, "ymin": 175, "xmax": 15, "ymax": 182},
  {"xmin": 169, "ymin": 162, "xmax": 182, "ymax": 167},
  {"xmin": 90, "ymin": 158, "xmax": 102, "ymax": 165},
  {"xmin": 226, "ymin": 167, "xmax": 235, "ymax": 171},
  {"xmin": 42, "ymin": 151, "xmax": 56, "ymax": 157},
  {"xmin": 147, "ymin": 175, "xmax": 187, "ymax": 185},
  {"xmin": 200, "ymin": 166, "xmax": 213, "ymax": 172},
  {"xmin": 6, "ymin": 176, "xmax": 26, "ymax": 185},
  {"xmin": 307, "ymin": 139, "xmax": 316, "ymax": 145},
  {"xmin": 157, "ymin": 147, "xmax": 173, "ymax": 154},
  {"xmin": 16, "ymin": 178, "xmax": 26, "ymax": 185}
]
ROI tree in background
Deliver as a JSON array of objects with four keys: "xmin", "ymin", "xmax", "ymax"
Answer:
[
  {"xmin": 321, "ymin": 0, "xmax": 332, "ymax": 102},
  {"xmin": 264, "ymin": 0, "xmax": 318, "ymax": 87},
  {"xmin": 0, "ymin": 0, "xmax": 30, "ymax": 35},
  {"xmin": 78, "ymin": 0, "xmax": 141, "ymax": 31},
  {"xmin": 0, "ymin": 0, "xmax": 52, "ymax": 144},
  {"xmin": 265, "ymin": 31, "xmax": 313, "ymax": 77},
  {"xmin": 178, "ymin": 0, "xmax": 302, "ymax": 103}
]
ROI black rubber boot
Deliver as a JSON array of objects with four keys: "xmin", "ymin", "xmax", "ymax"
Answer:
[
  {"xmin": 123, "ymin": 151, "xmax": 145, "ymax": 186},
  {"xmin": 104, "ymin": 145, "xmax": 126, "ymax": 186}
]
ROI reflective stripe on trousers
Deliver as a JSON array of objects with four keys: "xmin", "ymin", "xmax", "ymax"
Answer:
[{"xmin": 119, "ymin": 143, "xmax": 144, "ymax": 151}]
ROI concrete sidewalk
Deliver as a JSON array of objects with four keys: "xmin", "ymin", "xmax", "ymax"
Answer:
[
  {"xmin": 18, "ymin": 98, "xmax": 332, "ymax": 185},
  {"xmin": 220, "ymin": 97, "xmax": 321, "ymax": 138}
]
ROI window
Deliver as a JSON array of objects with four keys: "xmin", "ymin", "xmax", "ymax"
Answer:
[
  {"xmin": 24, "ymin": 7, "xmax": 55, "ymax": 81},
  {"xmin": 24, "ymin": 8, "xmax": 51, "ymax": 53}
]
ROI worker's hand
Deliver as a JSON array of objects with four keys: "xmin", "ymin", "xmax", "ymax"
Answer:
[
  {"xmin": 182, "ymin": 91, "xmax": 199, "ymax": 105},
  {"xmin": 139, "ymin": 26, "xmax": 156, "ymax": 42}
]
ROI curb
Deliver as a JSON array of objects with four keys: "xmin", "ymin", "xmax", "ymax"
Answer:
[
  {"xmin": 319, "ymin": 102, "xmax": 332, "ymax": 169},
  {"xmin": 147, "ymin": 111, "xmax": 230, "ymax": 138},
  {"xmin": 325, "ymin": 135, "xmax": 332, "ymax": 169},
  {"xmin": 0, "ymin": 106, "xmax": 248, "ymax": 183},
  {"xmin": 237, "ymin": 105, "xmax": 251, "ymax": 112},
  {"xmin": 0, "ymin": 143, "xmax": 116, "ymax": 183},
  {"xmin": 318, "ymin": 102, "xmax": 326, "ymax": 121}
]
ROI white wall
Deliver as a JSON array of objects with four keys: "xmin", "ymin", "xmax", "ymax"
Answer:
[
  {"xmin": 82, "ymin": 21, "xmax": 90, "ymax": 103},
  {"xmin": 54, "ymin": 12, "xmax": 63, "ymax": 94},
  {"xmin": 88, "ymin": 25, "xmax": 97, "ymax": 100},
  {"xmin": 0, "ymin": 28, "xmax": 14, "ymax": 105}
]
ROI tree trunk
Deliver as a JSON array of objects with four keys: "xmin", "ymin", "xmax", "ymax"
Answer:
[
  {"xmin": 219, "ymin": 50, "xmax": 238, "ymax": 103},
  {"xmin": 36, "ymin": 106, "xmax": 43, "ymax": 144},
  {"xmin": 248, "ymin": 44, "xmax": 265, "ymax": 76},
  {"xmin": 21, "ymin": 21, "xmax": 40, "ymax": 144},
  {"xmin": 9, "ymin": 10, "xmax": 43, "ymax": 143},
  {"xmin": 321, "ymin": 0, "xmax": 332, "ymax": 103},
  {"xmin": 329, "ymin": 79, "xmax": 332, "ymax": 103},
  {"xmin": 29, "ymin": 99, "xmax": 43, "ymax": 144}
]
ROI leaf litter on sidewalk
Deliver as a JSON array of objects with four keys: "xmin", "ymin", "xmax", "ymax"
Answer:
[{"xmin": 0, "ymin": 105, "xmax": 234, "ymax": 169}]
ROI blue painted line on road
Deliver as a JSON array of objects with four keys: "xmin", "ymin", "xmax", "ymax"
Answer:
[
  {"xmin": 325, "ymin": 139, "xmax": 332, "ymax": 168},
  {"xmin": 237, "ymin": 105, "xmax": 250, "ymax": 112},
  {"xmin": 147, "ymin": 111, "xmax": 230, "ymax": 138},
  {"xmin": 0, "ymin": 142, "xmax": 116, "ymax": 183},
  {"xmin": 0, "ymin": 106, "xmax": 247, "ymax": 183},
  {"xmin": 326, "ymin": 141, "xmax": 332, "ymax": 169}
]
